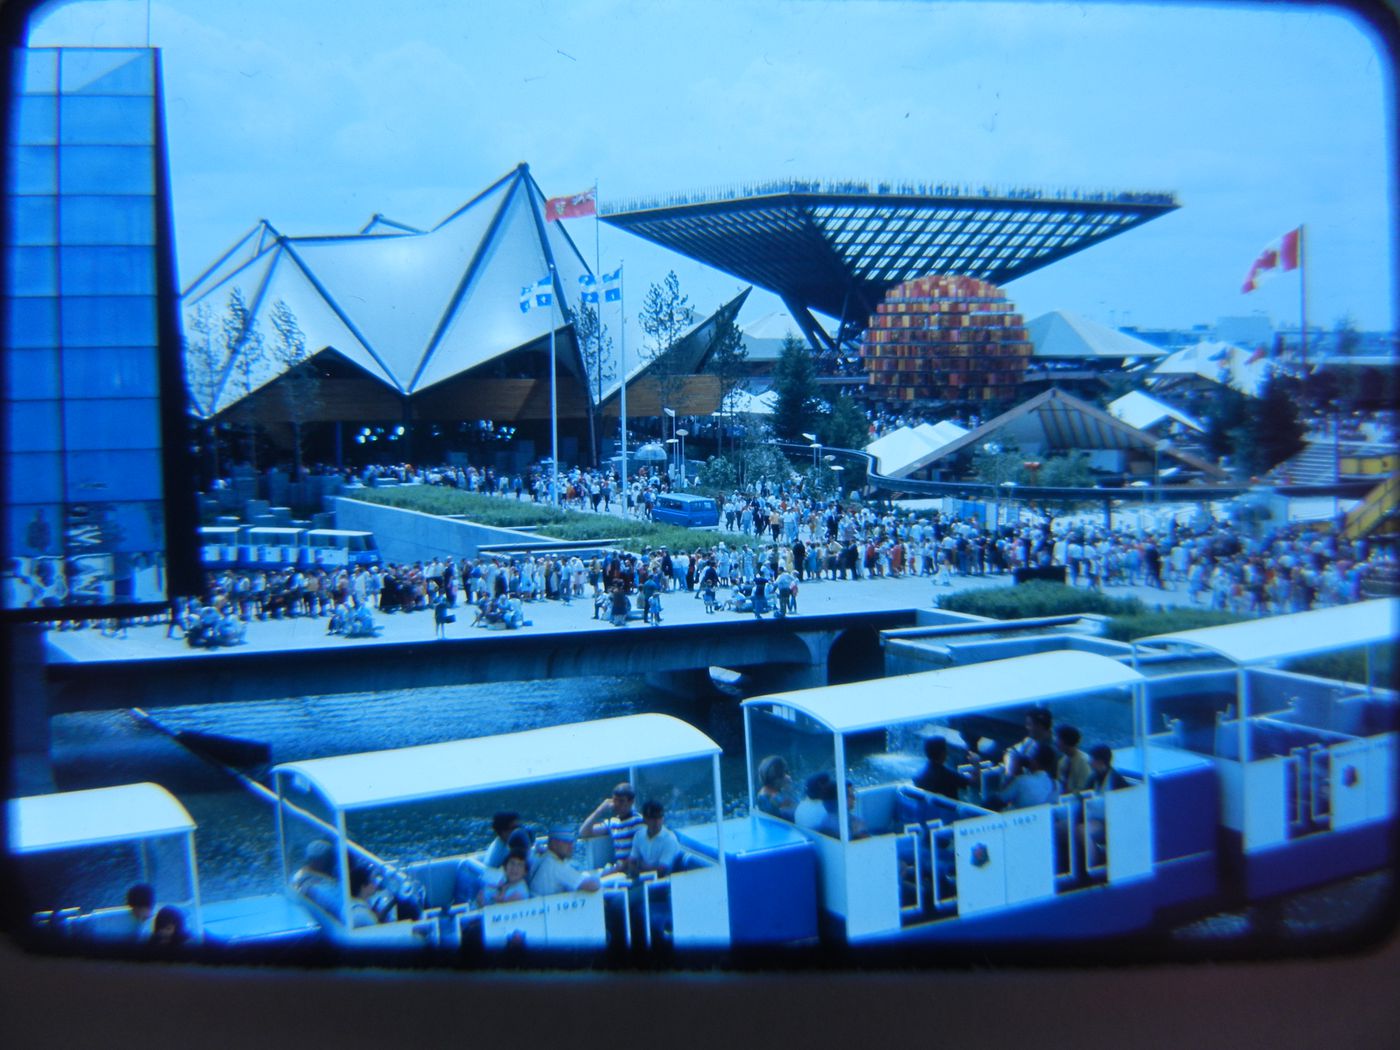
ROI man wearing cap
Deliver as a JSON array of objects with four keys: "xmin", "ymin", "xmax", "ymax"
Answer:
[
  {"xmin": 580, "ymin": 782, "xmax": 644, "ymax": 872},
  {"xmin": 528, "ymin": 827, "xmax": 601, "ymax": 896}
]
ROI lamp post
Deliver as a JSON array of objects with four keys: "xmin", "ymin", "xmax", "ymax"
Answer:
[
  {"xmin": 802, "ymin": 432, "xmax": 819, "ymax": 471},
  {"xmin": 983, "ymin": 442, "xmax": 1002, "ymax": 527},
  {"xmin": 675, "ymin": 428, "xmax": 689, "ymax": 483},
  {"xmin": 665, "ymin": 438, "xmax": 678, "ymax": 481},
  {"xmin": 830, "ymin": 463, "xmax": 844, "ymax": 499},
  {"xmin": 1001, "ymin": 480, "xmax": 1016, "ymax": 528}
]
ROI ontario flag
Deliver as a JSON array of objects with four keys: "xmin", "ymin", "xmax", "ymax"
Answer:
[
  {"xmin": 545, "ymin": 188, "xmax": 596, "ymax": 222},
  {"xmin": 1241, "ymin": 227, "xmax": 1301, "ymax": 293}
]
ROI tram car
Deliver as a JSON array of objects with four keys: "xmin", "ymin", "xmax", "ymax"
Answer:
[{"xmin": 7, "ymin": 602, "xmax": 1395, "ymax": 959}]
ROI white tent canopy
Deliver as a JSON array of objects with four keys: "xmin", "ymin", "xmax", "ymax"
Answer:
[
  {"xmin": 1151, "ymin": 341, "xmax": 1273, "ymax": 397},
  {"xmin": 9, "ymin": 783, "xmax": 195, "ymax": 853},
  {"xmin": 274, "ymin": 714, "xmax": 721, "ymax": 811},
  {"xmin": 1133, "ymin": 599, "xmax": 1398, "ymax": 667},
  {"xmin": 1026, "ymin": 310, "xmax": 1166, "ymax": 360},
  {"xmin": 866, "ymin": 420, "xmax": 969, "ymax": 477},
  {"xmin": 1107, "ymin": 389, "xmax": 1203, "ymax": 433},
  {"xmin": 743, "ymin": 651, "xmax": 1144, "ymax": 734}
]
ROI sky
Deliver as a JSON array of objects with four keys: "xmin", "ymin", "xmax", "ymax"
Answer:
[{"xmin": 25, "ymin": 0, "xmax": 1399, "ymax": 341}]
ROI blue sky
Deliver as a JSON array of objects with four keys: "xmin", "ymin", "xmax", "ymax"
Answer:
[{"xmin": 28, "ymin": 0, "xmax": 1398, "ymax": 338}]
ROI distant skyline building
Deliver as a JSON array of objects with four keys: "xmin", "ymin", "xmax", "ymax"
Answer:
[
  {"xmin": 2, "ymin": 46, "xmax": 197, "ymax": 618},
  {"xmin": 602, "ymin": 179, "xmax": 1177, "ymax": 352},
  {"xmin": 861, "ymin": 276, "xmax": 1034, "ymax": 407}
]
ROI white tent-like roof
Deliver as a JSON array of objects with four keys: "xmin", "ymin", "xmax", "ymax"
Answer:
[
  {"xmin": 182, "ymin": 165, "xmax": 597, "ymax": 417},
  {"xmin": 9, "ymin": 783, "xmax": 195, "ymax": 853},
  {"xmin": 738, "ymin": 309, "xmax": 826, "ymax": 363},
  {"xmin": 721, "ymin": 388, "xmax": 779, "ymax": 416},
  {"xmin": 1027, "ymin": 311, "xmax": 1166, "ymax": 360},
  {"xmin": 743, "ymin": 651, "xmax": 1143, "ymax": 734},
  {"xmin": 1151, "ymin": 341, "xmax": 1273, "ymax": 397},
  {"xmin": 274, "ymin": 714, "xmax": 720, "ymax": 812},
  {"xmin": 866, "ymin": 420, "xmax": 969, "ymax": 477},
  {"xmin": 1107, "ymin": 390, "xmax": 1203, "ymax": 433},
  {"xmin": 1133, "ymin": 599, "xmax": 1397, "ymax": 667}
]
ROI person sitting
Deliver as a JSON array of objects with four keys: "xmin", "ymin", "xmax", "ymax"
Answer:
[
  {"xmin": 755, "ymin": 755, "xmax": 800, "ymax": 820},
  {"xmin": 988, "ymin": 741, "xmax": 1058, "ymax": 810},
  {"xmin": 327, "ymin": 601, "xmax": 350, "ymax": 635},
  {"xmin": 347, "ymin": 600, "xmax": 376, "ymax": 637},
  {"xmin": 627, "ymin": 800, "xmax": 681, "ymax": 878},
  {"xmin": 793, "ymin": 772, "xmax": 832, "ymax": 831},
  {"xmin": 1005, "ymin": 708, "xmax": 1054, "ymax": 776},
  {"xmin": 291, "ymin": 839, "xmax": 342, "ymax": 915},
  {"xmin": 1055, "ymin": 725, "xmax": 1094, "ymax": 795},
  {"xmin": 579, "ymin": 782, "xmax": 644, "ymax": 873},
  {"xmin": 528, "ymin": 827, "xmax": 601, "ymax": 896},
  {"xmin": 478, "ymin": 850, "xmax": 533, "ymax": 907},
  {"xmin": 112, "ymin": 882, "xmax": 155, "ymax": 942},
  {"xmin": 148, "ymin": 905, "xmax": 190, "ymax": 948},
  {"xmin": 822, "ymin": 781, "xmax": 869, "ymax": 840},
  {"xmin": 482, "ymin": 811, "xmax": 525, "ymax": 869},
  {"xmin": 348, "ymin": 863, "xmax": 391, "ymax": 927},
  {"xmin": 1088, "ymin": 744, "xmax": 1130, "ymax": 794},
  {"xmin": 913, "ymin": 736, "xmax": 973, "ymax": 799}
]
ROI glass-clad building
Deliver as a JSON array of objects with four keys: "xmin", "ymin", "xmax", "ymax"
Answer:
[{"xmin": 3, "ymin": 47, "xmax": 197, "ymax": 617}]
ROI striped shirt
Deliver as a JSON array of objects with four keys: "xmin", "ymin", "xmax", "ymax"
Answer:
[{"xmin": 604, "ymin": 812, "xmax": 644, "ymax": 863}]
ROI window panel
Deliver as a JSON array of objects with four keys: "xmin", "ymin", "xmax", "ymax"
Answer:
[
  {"xmin": 60, "ymin": 296, "xmax": 156, "ymax": 347},
  {"xmin": 58, "ymin": 145, "xmax": 154, "ymax": 195},
  {"xmin": 65, "ymin": 450, "xmax": 163, "ymax": 502},
  {"xmin": 6, "ymin": 297, "xmax": 58, "ymax": 348},
  {"xmin": 10, "ymin": 145, "xmax": 56, "ymax": 194},
  {"xmin": 60, "ymin": 195, "xmax": 154, "ymax": 245},
  {"xmin": 4, "ymin": 348, "xmax": 61, "ymax": 399},
  {"xmin": 5, "ymin": 453, "xmax": 64, "ymax": 504},
  {"xmin": 60, "ymin": 50, "xmax": 153, "ymax": 96},
  {"xmin": 59, "ymin": 245, "xmax": 155, "ymax": 296},
  {"xmin": 7, "ymin": 504, "xmax": 63, "ymax": 557},
  {"xmin": 63, "ymin": 346, "xmax": 157, "ymax": 398},
  {"xmin": 6, "ymin": 399, "xmax": 62, "ymax": 452},
  {"xmin": 7, "ymin": 245, "xmax": 57, "ymax": 295},
  {"xmin": 15, "ymin": 95, "xmax": 57, "ymax": 145},
  {"xmin": 62, "ymin": 398, "xmax": 161, "ymax": 451},
  {"xmin": 7, "ymin": 194, "xmax": 56, "ymax": 245},
  {"xmin": 59, "ymin": 95, "xmax": 154, "ymax": 146},
  {"xmin": 15, "ymin": 49, "xmax": 58, "ymax": 94}
]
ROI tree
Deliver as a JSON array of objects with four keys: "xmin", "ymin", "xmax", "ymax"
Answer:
[
  {"xmin": 638, "ymin": 270, "xmax": 693, "ymax": 422},
  {"xmin": 569, "ymin": 298, "xmax": 615, "ymax": 406},
  {"xmin": 818, "ymin": 394, "xmax": 870, "ymax": 488},
  {"xmin": 704, "ymin": 316, "xmax": 748, "ymax": 456},
  {"xmin": 1202, "ymin": 385, "xmax": 1250, "ymax": 464},
  {"xmin": 1237, "ymin": 371, "xmax": 1307, "ymax": 475},
  {"xmin": 222, "ymin": 287, "xmax": 264, "ymax": 468},
  {"xmin": 770, "ymin": 334, "xmax": 822, "ymax": 442},
  {"xmin": 269, "ymin": 299, "xmax": 320, "ymax": 478},
  {"xmin": 184, "ymin": 301, "xmax": 224, "ymax": 480}
]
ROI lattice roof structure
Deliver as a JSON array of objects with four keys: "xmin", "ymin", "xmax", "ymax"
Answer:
[
  {"xmin": 182, "ymin": 164, "xmax": 597, "ymax": 418},
  {"xmin": 601, "ymin": 179, "xmax": 1178, "ymax": 346}
]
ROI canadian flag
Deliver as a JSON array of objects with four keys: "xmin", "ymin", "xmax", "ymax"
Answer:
[
  {"xmin": 545, "ymin": 188, "xmax": 597, "ymax": 222},
  {"xmin": 1241, "ymin": 227, "xmax": 1301, "ymax": 293}
]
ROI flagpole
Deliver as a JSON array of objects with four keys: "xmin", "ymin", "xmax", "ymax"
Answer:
[
  {"xmin": 1298, "ymin": 223, "xmax": 1309, "ymax": 374},
  {"xmin": 619, "ymin": 262, "xmax": 628, "ymax": 520},
  {"xmin": 549, "ymin": 263, "xmax": 559, "ymax": 507}
]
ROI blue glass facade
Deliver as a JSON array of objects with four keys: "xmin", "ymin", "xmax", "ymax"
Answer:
[{"xmin": 3, "ymin": 48, "xmax": 183, "ymax": 614}]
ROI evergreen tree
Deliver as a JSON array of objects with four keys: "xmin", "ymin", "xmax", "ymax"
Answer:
[
  {"xmin": 770, "ymin": 334, "xmax": 822, "ymax": 442},
  {"xmin": 222, "ymin": 288, "xmax": 264, "ymax": 468},
  {"xmin": 1202, "ymin": 385, "xmax": 1250, "ymax": 463},
  {"xmin": 705, "ymin": 317, "xmax": 748, "ymax": 455},
  {"xmin": 1239, "ymin": 371, "xmax": 1307, "ymax": 474},
  {"xmin": 269, "ymin": 299, "xmax": 320, "ymax": 478}
]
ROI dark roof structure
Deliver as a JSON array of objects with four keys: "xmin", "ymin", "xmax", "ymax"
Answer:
[{"xmin": 602, "ymin": 179, "xmax": 1178, "ymax": 347}]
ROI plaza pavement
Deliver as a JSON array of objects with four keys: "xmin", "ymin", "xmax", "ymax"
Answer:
[{"xmin": 45, "ymin": 565, "xmax": 1200, "ymax": 665}]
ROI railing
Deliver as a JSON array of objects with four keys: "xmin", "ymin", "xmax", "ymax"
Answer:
[
  {"xmin": 603, "ymin": 179, "xmax": 1178, "ymax": 216},
  {"xmin": 1342, "ymin": 472, "xmax": 1399, "ymax": 541}
]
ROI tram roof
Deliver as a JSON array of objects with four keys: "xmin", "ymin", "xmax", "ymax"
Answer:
[
  {"xmin": 1133, "ymin": 598, "xmax": 1398, "ymax": 666},
  {"xmin": 272, "ymin": 714, "xmax": 721, "ymax": 811},
  {"xmin": 9, "ymin": 783, "xmax": 195, "ymax": 853},
  {"xmin": 742, "ymin": 651, "xmax": 1143, "ymax": 734}
]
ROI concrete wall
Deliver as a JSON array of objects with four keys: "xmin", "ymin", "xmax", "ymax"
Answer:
[{"xmin": 332, "ymin": 496, "xmax": 541, "ymax": 564}]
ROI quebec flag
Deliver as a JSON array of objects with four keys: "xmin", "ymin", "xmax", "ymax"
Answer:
[
  {"xmin": 519, "ymin": 285, "xmax": 533, "ymax": 314},
  {"xmin": 533, "ymin": 275, "xmax": 554, "ymax": 309},
  {"xmin": 602, "ymin": 266, "xmax": 622, "ymax": 302},
  {"xmin": 579, "ymin": 273, "xmax": 598, "ymax": 304}
]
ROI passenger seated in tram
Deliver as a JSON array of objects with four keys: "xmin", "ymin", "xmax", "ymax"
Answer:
[
  {"xmin": 793, "ymin": 772, "xmax": 833, "ymax": 830},
  {"xmin": 110, "ymin": 882, "xmax": 155, "ymax": 942},
  {"xmin": 913, "ymin": 736, "xmax": 973, "ymax": 799},
  {"xmin": 580, "ymin": 783, "xmax": 644, "ymax": 874},
  {"xmin": 149, "ymin": 905, "xmax": 189, "ymax": 948},
  {"xmin": 348, "ymin": 863, "xmax": 393, "ymax": 927},
  {"xmin": 528, "ymin": 827, "xmax": 601, "ymax": 896},
  {"xmin": 1087, "ymin": 745, "xmax": 1129, "ymax": 794},
  {"xmin": 628, "ymin": 800, "xmax": 681, "ymax": 878},
  {"xmin": 755, "ymin": 755, "xmax": 800, "ymax": 820},
  {"xmin": 1006, "ymin": 708, "xmax": 1055, "ymax": 776},
  {"xmin": 477, "ymin": 850, "xmax": 533, "ymax": 907},
  {"xmin": 984, "ymin": 742, "xmax": 1058, "ymax": 810},
  {"xmin": 1054, "ymin": 725, "xmax": 1094, "ymax": 795},
  {"xmin": 291, "ymin": 839, "xmax": 341, "ymax": 914}
]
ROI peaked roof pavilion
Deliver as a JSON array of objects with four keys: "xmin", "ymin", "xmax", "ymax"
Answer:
[
  {"xmin": 602, "ymin": 179, "xmax": 1178, "ymax": 349},
  {"xmin": 183, "ymin": 164, "xmax": 597, "ymax": 418},
  {"xmin": 1027, "ymin": 310, "xmax": 1166, "ymax": 360}
]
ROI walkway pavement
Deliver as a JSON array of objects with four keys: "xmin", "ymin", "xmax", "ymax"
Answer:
[{"xmin": 45, "ymin": 569, "xmax": 1201, "ymax": 664}]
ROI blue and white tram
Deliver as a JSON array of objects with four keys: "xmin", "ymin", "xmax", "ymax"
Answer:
[
  {"xmin": 269, "ymin": 714, "xmax": 735, "ymax": 953},
  {"xmin": 1132, "ymin": 598, "xmax": 1398, "ymax": 902},
  {"xmin": 739, "ymin": 651, "xmax": 1166, "ymax": 945}
]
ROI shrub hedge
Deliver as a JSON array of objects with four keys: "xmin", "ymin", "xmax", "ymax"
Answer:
[
  {"xmin": 348, "ymin": 489, "xmax": 718, "ymax": 553},
  {"xmin": 936, "ymin": 582, "xmax": 1144, "ymax": 620}
]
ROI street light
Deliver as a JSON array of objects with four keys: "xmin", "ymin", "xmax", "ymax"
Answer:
[
  {"xmin": 665, "ymin": 437, "xmax": 678, "ymax": 479},
  {"xmin": 801, "ymin": 432, "xmax": 820, "ymax": 471},
  {"xmin": 830, "ymin": 463, "xmax": 844, "ymax": 499},
  {"xmin": 1001, "ymin": 480, "xmax": 1016, "ymax": 528},
  {"xmin": 675, "ymin": 428, "xmax": 689, "ymax": 480}
]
